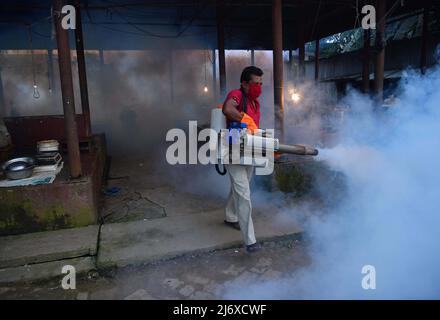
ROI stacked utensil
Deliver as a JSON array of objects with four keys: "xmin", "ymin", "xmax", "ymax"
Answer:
[{"xmin": 35, "ymin": 140, "xmax": 62, "ymax": 173}]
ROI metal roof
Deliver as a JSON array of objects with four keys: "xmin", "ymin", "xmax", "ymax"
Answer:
[{"xmin": 0, "ymin": 0, "xmax": 436, "ymax": 50}]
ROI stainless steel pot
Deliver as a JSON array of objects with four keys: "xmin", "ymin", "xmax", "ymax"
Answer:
[{"xmin": 2, "ymin": 157, "xmax": 35, "ymax": 180}]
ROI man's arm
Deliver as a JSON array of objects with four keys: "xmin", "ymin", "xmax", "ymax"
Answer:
[{"xmin": 222, "ymin": 98, "xmax": 243, "ymax": 122}]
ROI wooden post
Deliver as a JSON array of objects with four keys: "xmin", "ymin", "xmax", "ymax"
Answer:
[
  {"xmin": 288, "ymin": 49, "xmax": 293, "ymax": 81},
  {"xmin": 53, "ymin": 0, "xmax": 82, "ymax": 178},
  {"xmin": 272, "ymin": 0, "xmax": 284, "ymax": 142},
  {"xmin": 314, "ymin": 39, "xmax": 320, "ymax": 81},
  {"xmin": 362, "ymin": 29, "xmax": 371, "ymax": 93},
  {"xmin": 298, "ymin": 13, "xmax": 305, "ymax": 79},
  {"xmin": 374, "ymin": 0, "xmax": 386, "ymax": 102},
  {"xmin": 73, "ymin": 0, "xmax": 91, "ymax": 137},
  {"xmin": 212, "ymin": 49, "xmax": 217, "ymax": 101},
  {"xmin": 420, "ymin": 7, "xmax": 429, "ymax": 75},
  {"xmin": 216, "ymin": 0, "xmax": 226, "ymax": 97}
]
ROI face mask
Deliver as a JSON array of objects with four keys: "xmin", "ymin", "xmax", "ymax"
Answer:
[{"xmin": 247, "ymin": 83, "xmax": 262, "ymax": 100}]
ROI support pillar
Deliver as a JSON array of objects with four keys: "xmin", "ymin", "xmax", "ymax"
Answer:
[
  {"xmin": 374, "ymin": 0, "xmax": 386, "ymax": 102},
  {"xmin": 420, "ymin": 7, "xmax": 429, "ymax": 75},
  {"xmin": 288, "ymin": 49, "xmax": 293, "ymax": 81},
  {"xmin": 298, "ymin": 31, "xmax": 305, "ymax": 79},
  {"xmin": 314, "ymin": 39, "xmax": 320, "ymax": 81},
  {"xmin": 212, "ymin": 49, "xmax": 217, "ymax": 101},
  {"xmin": 73, "ymin": 0, "xmax": 91, "ymax": 137},
  {"xmin": 362, "ymin": 29, "xmax": 371, "ymax": 93},
  {"xmin": 216, "ymin": 0, "xmax": 226, "ymax": 97},
  {"xmin": 53, "ymin": 0, "xmax": 82, "ymax": 178},
  {"xmin": 272, "ymin": 0, "xmax": 284, "ymax": 142}
]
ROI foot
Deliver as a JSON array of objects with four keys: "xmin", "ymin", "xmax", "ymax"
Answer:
[
  {"xmin": 224, "ymin": 220, "xmax": 240, "ymax": 230},
  {"xmin": 246, "ymin": 242, "xmax": 262, "ymax": 253}
]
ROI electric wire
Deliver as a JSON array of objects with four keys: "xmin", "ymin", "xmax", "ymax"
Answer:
[{"xmin": 27, "ymin": 25, "xmax": 40, "ymax": 99}]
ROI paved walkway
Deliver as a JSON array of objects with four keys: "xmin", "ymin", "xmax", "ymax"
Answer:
[
  {"xmin": 0, "ymin": 188, "xmax": 302, "ymax": 284},
  {"xmin": 98, "ymin": 208, "xmax": 301, "ymax": 269},
  {"xmin": 0, "ymin": 157, "xmax": 304, "ymax": 284}
]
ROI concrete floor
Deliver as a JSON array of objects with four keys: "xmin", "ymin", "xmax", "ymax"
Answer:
[
  {"xmin": 0, "ymin": 238, "xmax": 309, "ymax": 300},
  {"xmin": 96, "ymin": 157, "xmax": 305, "ymax": 270}
]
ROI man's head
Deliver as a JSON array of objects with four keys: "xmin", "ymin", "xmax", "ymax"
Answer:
[{"xmin": 240, "ymin": 66, "xmax": 263, "ymax": 99}]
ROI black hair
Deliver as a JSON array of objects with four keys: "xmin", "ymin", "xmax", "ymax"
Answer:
[{"xmin": 240, "ymin": 66, "xmax": 263, "ymax": 83}]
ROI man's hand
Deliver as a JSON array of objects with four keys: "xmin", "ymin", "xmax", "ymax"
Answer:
[{"xmin": 241, "ymin": 113, "xmax": 258, "ymax": 134}]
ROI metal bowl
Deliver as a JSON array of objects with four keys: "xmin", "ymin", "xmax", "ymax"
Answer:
[{"xmin": 2, "ymin": 157, "xmax": 35, "ymax": 180}]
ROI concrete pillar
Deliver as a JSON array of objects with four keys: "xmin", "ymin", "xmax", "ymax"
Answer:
[
  {"xmin": 216, "ymin": 0, "xmax": 226, "ymax": 97},
  {"xmin": 251, "ymin": 49, "xmax": 255, "ymax": 66},
  {"xmin": 374, "ymin": 0, "xmax": 386, "ymax": 102},
  {"xmin": 53, "ymin": 0, "xmax": 82, "ymax": 178},
  {"xmin": 272, "ymin": 0, "xmax": 284, "ymax": 142},
  {"xmin": 73, "ymin": 0, "xmax": 91, "ymax": 137}
]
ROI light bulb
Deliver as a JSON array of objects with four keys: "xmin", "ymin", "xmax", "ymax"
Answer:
[
  {"xmin": 203, "ymin": 86, "xmax": 208, "ymax": 93},
  {"xmin": 33, "ymin": 84, "xmax": 40, "ymax": 99},
  {"xmin": 291, "ymin": 92, "xmax": 300, "ymax": 103}
]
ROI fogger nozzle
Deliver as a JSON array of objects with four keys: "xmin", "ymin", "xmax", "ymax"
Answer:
[
  {"xmin": 277, "ymin": 143, "xmax": 319, "ymax": 156},
  {"xmin": 244, "ymin": 134, "xmax": 319, "ymax": 156}
]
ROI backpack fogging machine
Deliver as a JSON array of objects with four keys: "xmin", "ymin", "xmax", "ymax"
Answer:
[{"xmin": 209, "ymin": 108, "xmax": 319, "ymax": 176}]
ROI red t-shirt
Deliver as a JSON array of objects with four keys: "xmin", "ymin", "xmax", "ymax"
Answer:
[{"xmin": 224, "ymin": 89, "xmax": 261, "ymax": 127}]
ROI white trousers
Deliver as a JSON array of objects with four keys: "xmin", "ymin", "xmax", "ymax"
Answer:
[{"xmin": 224, "ymin": 164, "xmax": 256, "ymax": 246}]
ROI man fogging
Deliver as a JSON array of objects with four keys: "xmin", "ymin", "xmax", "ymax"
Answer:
[{"xmin": 212, "ymin": 66, "xmax": 318, "ymax": 253}]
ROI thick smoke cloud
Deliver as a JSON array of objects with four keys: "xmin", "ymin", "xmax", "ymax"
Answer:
[{"xmin": 223, "ymin": 66, "xmax": 440, "ymax": 299}]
